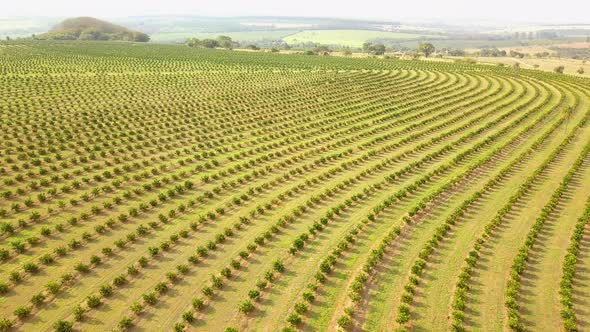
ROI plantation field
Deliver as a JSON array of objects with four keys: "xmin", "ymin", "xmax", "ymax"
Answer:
[
  {"xmin": 475, "ymin": 56, "xmax": 590, "ymax": 77},
  {"xmin": 1, "ymin": 41, "xmax": 590, "ymax": 332}
]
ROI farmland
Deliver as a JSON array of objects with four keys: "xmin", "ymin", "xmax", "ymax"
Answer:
[
  {"xmin": 1, "ymin": 40, "xmax": 590, "ymax": 332},
  {"xmin": 474, "ymin": 56, "xmax": 590, "ymax": 77},
  {"xmin": 148, "ymin": 29, "xmax": 444, "ymax": 46},
  {"xmin": 149, "ymin": 31, "xmax": 299, "ymax": 44},
  {"xmin": 282, "ymin": 30, "xmax": 444, "ymax": 48}
]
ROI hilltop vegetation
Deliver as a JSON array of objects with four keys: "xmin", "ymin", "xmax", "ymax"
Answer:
[
  {"xmin": 38, "ymin": 17, "xmax": 149, "ymax": 42},
  {"xmin": 0, "ymin": 41, "xmax": 590, "ymax": 332}
]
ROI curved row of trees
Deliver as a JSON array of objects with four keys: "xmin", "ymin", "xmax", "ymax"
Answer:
[
  {"xmin": 392, "ymin": 82, "xmax": 564, "ymax": 327},
  {"xmin": 560, "ymin": 197, "xmax": 590, "ymax": 331},
  {"xmin": 1, "ymin": 41, "xmax": 589, "ymax": 331},
  {"xmin": 505, "ymin": 122, "xmax": 590, "ymax": 331}
]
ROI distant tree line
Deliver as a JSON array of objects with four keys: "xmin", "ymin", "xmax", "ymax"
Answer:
[
  {"xmin": 38, "ymin": 29, "xmax": 149, "ymax": 42},
  {"xmin": 479, "ymin": 48, "xmax": 507, "ymax": 57},
  {"xmin": 441, "ymin": 48, "xmax": 466, "ymax": 56},
  {"xmin": 509, "ymin": 50, "xmax": 525, "ymax": 58},
  {"xmin": 186, "ymin": 36, "xmax": 237, "ymax": 49},
  {"xmin": 362, "ymin": 42, "xmax": 386, "ymax": 55},
  {"xmin": 184, "ymin": 36, "xmax": 443, "ymax": 59}
]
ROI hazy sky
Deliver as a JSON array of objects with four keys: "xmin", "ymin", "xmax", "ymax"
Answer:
[{"xmin": 4, "ymin": 0, "xmax": 590, "ymax": 23}]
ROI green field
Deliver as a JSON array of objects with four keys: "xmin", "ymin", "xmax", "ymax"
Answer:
[
  {"xmin": 151, "ymin": 29, "xmax": 443, "ymax": 46},
  {"xmin": 0, "ymin": 41, "xmax": 590, "ymax": 332},
  {"xmin": 283, "ymin": 29, "xmax": 443, "ymax": 47},
  {"xmin": 150, "ymin": 30, "xmax": 298, "ymax": 43},
  {"xmin": 387, "ymin": 37, "xmax": 588, "ymax": 50}
]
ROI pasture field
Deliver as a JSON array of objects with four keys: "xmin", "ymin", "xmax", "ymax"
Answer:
[
  {"xmin": 149, "ymin": 31, "xmax": 299, "ymax": 44},
  {"xmin": 282, "ymin": 30, "xmax": 443, "ymax": 47},
  {"xmin": 380, "ymin": 37, "xmax": 588, "ymax": 52},
  {"xmin": 0, "ymin": 41, "xmax": 590, "ymax": 332}
]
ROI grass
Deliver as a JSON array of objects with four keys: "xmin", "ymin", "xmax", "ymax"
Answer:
[
  {"xmin": 404, "ymin": 37, "xmax": 588, "ymax": 50},
  {"xmin": 149, "ymin": 30, "xmax": 298, "ymax": 43},
  {"xmin": 283, "ymin": 30, "xmax": 443, "ymax": 47}
]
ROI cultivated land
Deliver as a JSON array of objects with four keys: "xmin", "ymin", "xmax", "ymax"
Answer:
[
  {"xmin": 0, "ymin": 41, "xmax": 590, "ymax": 332},
  {"xmin": 474, "ymin": 56, "xmax": 590, "ymax": 78}
]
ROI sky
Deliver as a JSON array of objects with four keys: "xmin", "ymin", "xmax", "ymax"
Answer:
[{"xmin": 3, "ymin": 0, "xmax": 590, "ymax": 23}]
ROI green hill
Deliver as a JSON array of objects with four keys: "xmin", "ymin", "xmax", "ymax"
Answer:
[{"xmin": 39, "ymin": 17, "xmax": 149, "ymax": 42}]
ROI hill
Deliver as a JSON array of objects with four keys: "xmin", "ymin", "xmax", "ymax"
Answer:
[{"xmin": 39, "ymin": 17, "xmax": 149, "ymax": 42}]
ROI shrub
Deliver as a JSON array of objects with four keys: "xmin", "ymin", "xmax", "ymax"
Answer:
[
  {"xmin": 177, "ymin": 264, "xmax": 190, "ymax": 274},
  {"xmin": 273, "ymin": 260, "xmax": 285, "ymax": 273},
  {"xmin": 0, "ymin": 318, "xmax": 13, "ymax": 331},
  {"xmin": 221, "ymin": 267, "xmax": 232, "ymax": 278},
  {"xmin": 396, "ymin": 304, "xmax": 411, "ymax": 324},
  {"xmin": 14, "ymin": 306, "xmax": 31, "ymax": 319},
  {"xmin": 143, "ymin": 292, "xmax": 157, "ymax": 305},
  {"xmin": 238, "ymin": 300, "xmax": 255, "ymax": 314},
  {"xmin": 256, "ymin": 280, "xmax": 267, "ymax": 290},
  {"xmin": 99, "ymin": 284, "xmax": 113, "ymax": 297},
  {"xmin": 182, "ymin": 310, "xmax": 194, "ymax": 322},
  {"xmin": 118, "ymin": 316, "xmax": 133, "ymax": 330},
  {"xmin": 211, "ymin": 275, "xmax": 223, "ymax": 289},
  {"xmin": 46, "ymin": 282, "xmax": 61, "ymax": 294},
  {"xmin": 302, "ymin": 292, "xmax": 315, "ymax": 303},
  {"xmin": 31, "ymin": 293, "xmax": 46, "ymax": 306},
  {"xmin": 90, "ymin": 255, "xmax": 101, "ymax": 265},
  {"xmin": 286, "ymin": 313, "xmax": 302, "ymax": 326},
  {"xmin": 192, "ymin": 297, "xmax": 205, "ymax": 311},
  {"xmin": 23, "ymin": 262, "xmax": 40, "ymax": 274},
  {"xmin": 554, "ymin": 65, "xmax": 565, "ymax": 74},
  {"xmin": 248, "ymin": 289, "xmax": 261, "ymax": 301},
  {"xmin": 74, "ymin": 305, "xmax": 85, "ymax": 321},
  {"xmin": 166, "ymin": 272, "xmax": 179, "ymax": 283},
  {"xmin": 155, "ymin": 282, "xmax": 168, "ymax": 294},
  {"xmin": 337, "ymin": 315, "xmax": 353, "ymax": 329},
  {"xmin": 53, "ymin": 320, "xmax": 73, "ymax": 332},
  {"xmin": 9, "ymin": 271, "xmax": 22, "ymax": 283},
  {"xmin": 202, "ymin": 286, "xmax": 214, "ymax": 297},
  {"xmin": 75, "ymin": 263, "xmax": 90, "ymax": 273},
  {"xmin": 86, "ymin": 295, "xmax": 101, "ymax": 308},
  {"xmin": 40, "ymin": 253, "xmax": 55, "ymax": 265},
  {"xmin": 113, "ymin": 274, "xmax": 127, "ymax": 287},
  {"xmin": 294, "ymin": 302, "xmax": 308, "ymax": 314},
  {"xmin": 131, "ymin": 301, "xmax": 143, "ymax": 315}
]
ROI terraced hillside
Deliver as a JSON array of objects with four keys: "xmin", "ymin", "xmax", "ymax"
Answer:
[{"xmin": 1, "ymin": 41, "xmax": 590, "ymax": 332}]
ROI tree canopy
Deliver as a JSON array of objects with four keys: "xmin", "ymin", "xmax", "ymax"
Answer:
[
  {"xmin": 418, "ymin": 42, "xmax": 435, "ymax": 57},
  {"xmin": 186, "ymin": 36, "xmax": 236, "ymax": 49},
  {"xmin": 362, "ymin": 42, "xmax": 386, "ymax": 55}
]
